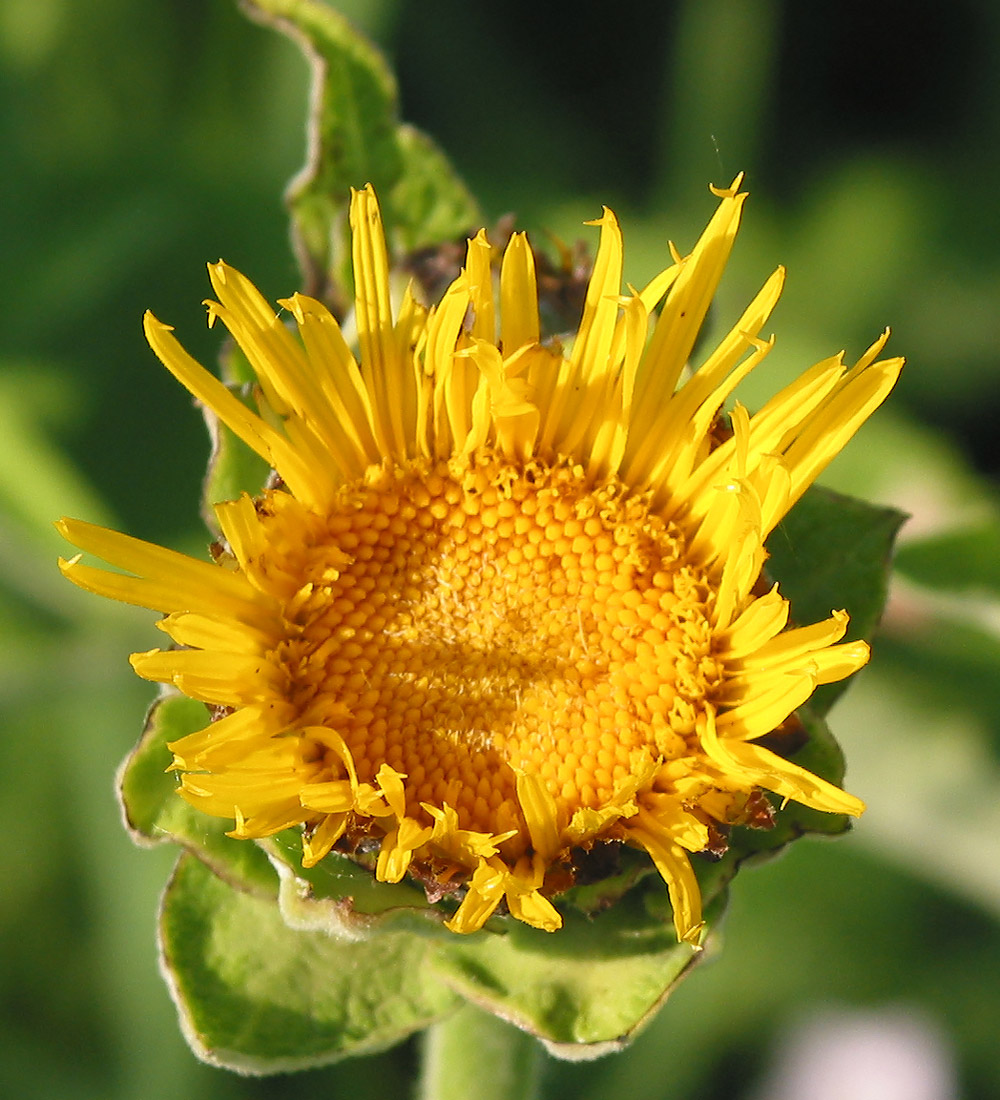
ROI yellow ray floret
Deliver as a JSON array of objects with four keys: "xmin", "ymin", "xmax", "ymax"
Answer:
[{"xmin": 59, "ymin": 181, "xmax": 902, "ymax": 944}]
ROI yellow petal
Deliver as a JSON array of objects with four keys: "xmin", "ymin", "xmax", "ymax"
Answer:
[
  {"xmin": 499, "ymin": 232, "xmax": 539, "ymax": 352},
  {"xmin": 516, "ymin": 771, "xmax": 562, "ymax": 860},
  {"xmin": 302, "ymin": 813, "xmax": 349, "ymax": 868},
  {"xmin": 627, "ymin": 821, "xmax": 704, "ymax": 947},
  {"xmin": 350, "ymin": 184, "xmax": 409, "ymax": 458},
  {"xmin": 700, "ymin": 709, "xmax": 864, "ymax": 816}
]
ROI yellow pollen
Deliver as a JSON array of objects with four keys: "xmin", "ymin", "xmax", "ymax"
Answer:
[{"xmin": 269, "ymin": 453, "xmax": 723, "ymax": 857}]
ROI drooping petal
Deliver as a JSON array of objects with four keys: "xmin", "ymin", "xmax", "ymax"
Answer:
[
  {"xmin": 700, "ymin": 710, "xmax": 865, "ymax": 817},
  {"xmin": 627, "ymin": 819, "xmax": 704, "ymax": 947}
]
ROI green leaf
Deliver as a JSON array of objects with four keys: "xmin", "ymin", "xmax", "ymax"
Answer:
[
  {"xmin": 894, "ymin": 520, "xmax": 1000, "ymax": 596},
  {"xmin": 241, "ymin": 0, "xmax": 479, "ymax": 302},
  {"xmin": 767, "ymin": 484, "xmax": 906, "ymax": 715},
  {"xmin": 388, "ymin": 125, "xmax": 480, "ymax": 253},
  {"xmin": 118, "ymin": 689, "xmax": 277, "ymax": 896},
  {"xmin": 261, "ymin": 831, "xmax": 447, "ymax": 941},
  {"xmin": 427, "ymin": 880, "xmax": 720, "ymax": 1055},
  {"xmin": 160, "ymin": 852, "xmax": 461, "ymax": 1072},
  {"xmin": 267, "ymin": 831, "xmax": 430, "ymax": 914}
]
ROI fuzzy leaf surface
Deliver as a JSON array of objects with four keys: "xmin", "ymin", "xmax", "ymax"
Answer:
[
  {"xmin": 426, "ymin": 882, "xmax": 718, "ymax": 1055},
  {"xmin": 159, "ymin": 853, "xmax": 461, "ymax": 1073},
  {"xmin": 242, "ymin": 0, "xmax": 479, "ymax": 301}
]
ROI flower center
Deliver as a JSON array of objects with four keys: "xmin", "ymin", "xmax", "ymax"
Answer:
[{"xmin": 272, "ymin": 454, "xmax": 723, "ymax": 850}]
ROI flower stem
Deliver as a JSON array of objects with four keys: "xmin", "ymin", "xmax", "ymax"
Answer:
[{"xmin": 418, "ymin": 1005, "xmax": 542, "ymax": 1100}]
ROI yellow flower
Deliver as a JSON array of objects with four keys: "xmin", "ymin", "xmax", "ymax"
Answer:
[{"xmin": 58, "ymin": 179, "xmax": 902, "ymax": 945}]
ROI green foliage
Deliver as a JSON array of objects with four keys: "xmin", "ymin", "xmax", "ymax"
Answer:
[
  {"xmin": 425, "ymin": 889, "xmax": 715, "ymax": 1055},
  {"xmin": 241, "ymin": 0, "xmax": 479, "ymax": 304},
  {"xmin": 160, "ymin": 853, "xmax": 461, "ymax": 1072},
  {"xmin": 267, "ymin": 831, "xmax": 434, "ymax": 919}
]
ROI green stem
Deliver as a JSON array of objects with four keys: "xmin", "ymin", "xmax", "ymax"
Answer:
[{"xmin": 418, "ymin": 1004, "xmax": 542, "ymax": 1100}]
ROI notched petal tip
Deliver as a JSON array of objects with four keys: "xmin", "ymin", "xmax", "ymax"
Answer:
[
  {"xmin": 56, "ymin": 553, "xmax": 82, "ymax": 573},
  {"xmin": 142, "ymin": 310, "xmax": 174, "ymax": 336},
  {"xmin": 207, "ymin": 259, "xmax": 229, "ymax": 285},
  {"xmin": 710, "ymin": 171, "xmax": 746, "ymax": 198},
  {"xmin": 348, "ymin": 182, "xmax": 380, "ymax": 225},
  {"xmin": 831, "ymin": 639, "xmax": 871, "ymax": 678},
  {"xmin": 583, "ymin": 205, "xmax": 619, "ymax": 230},
  {"xmin": 682, "ymin": 921, "xmax": 706, "ymax": 950}
]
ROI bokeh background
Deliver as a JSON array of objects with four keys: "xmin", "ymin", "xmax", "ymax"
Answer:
[{"xmin": 3, "ymin": 0, "xmax": 1000, "ymax": 1097}]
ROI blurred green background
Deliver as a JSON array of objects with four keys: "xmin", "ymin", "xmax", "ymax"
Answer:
[{"xmin": 3, "ymin": 0, "xmax": 1000, "ymax": 1097}]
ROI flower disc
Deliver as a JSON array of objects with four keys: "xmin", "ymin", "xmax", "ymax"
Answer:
[{"xmin": 260, "ymin": 455, "xmax": 717, "ymax": 845}]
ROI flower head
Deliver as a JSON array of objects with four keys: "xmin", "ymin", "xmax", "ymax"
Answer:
[{"xmin": 59, "ymin": 179, "xmax": 902, "ymax": 944}]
